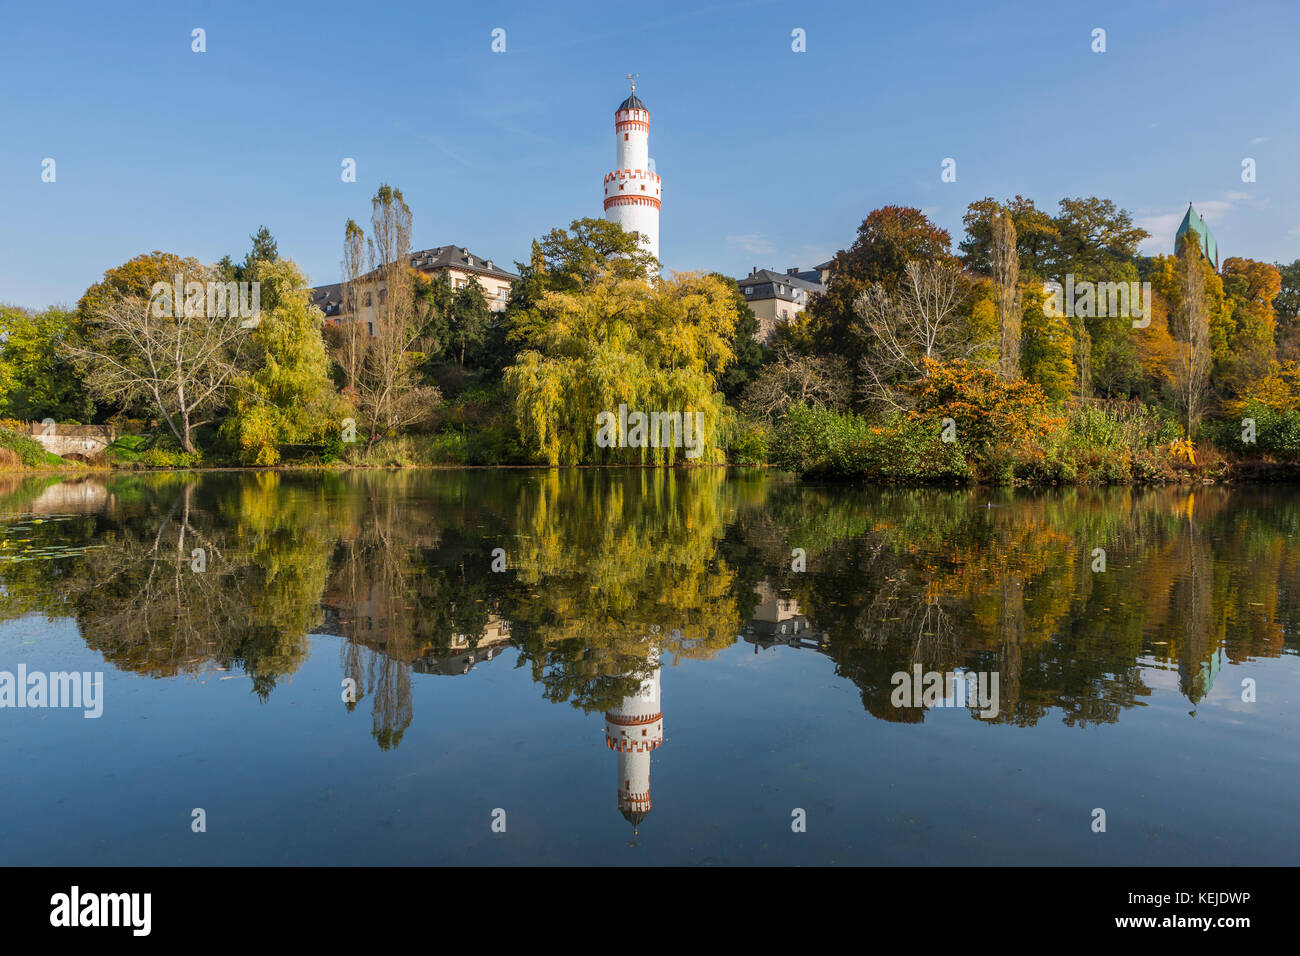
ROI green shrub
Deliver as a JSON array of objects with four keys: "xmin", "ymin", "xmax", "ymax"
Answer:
[
  {"xmin": 1217, "ymin": 401, "xmax": 1300, "ymax": 460},
  {"xmin": 138, "ymin": 446, "xmax": 201, "ymax": 468},
  {"xmin": 723, "ymin": 417, "xmax": 769, "ymax": 466},
  {"xmin": 771, "ymin": 405, "xmax": 967, "ymax": 482},
  {"xmin": 0, "ymin": 427, "xmax": 68, "ymax": 468}
]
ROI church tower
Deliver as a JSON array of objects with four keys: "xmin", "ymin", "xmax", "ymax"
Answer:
[
  {"xmin": 604, "ymin": 651, "xmax": 664, "ymax": 839},
  {"xmin": 602, "ymin": 77, "xmax": 661, "ymax": 264}
]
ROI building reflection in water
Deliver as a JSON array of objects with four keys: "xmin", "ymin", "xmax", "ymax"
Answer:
[
  {"xmin": 743, "ymin": 580, "xmax": 827, "ymax": 652},
  {"xmin": 412, "ymin": 618, "xmax": 511, "ymax": 676}
]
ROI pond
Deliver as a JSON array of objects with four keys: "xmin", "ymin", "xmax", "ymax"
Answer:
[{"xmin": 1, "ymin": 469, "xmax": 1297, "ymax": 865}]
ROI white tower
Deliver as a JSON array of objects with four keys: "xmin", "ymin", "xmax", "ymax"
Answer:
[
  {"xmin": 602, "ymin": 76, "xmax": 661, "ymax": 264},
  {"xmin": 604, "ymin": 652, "xmax": 664, "ymax": 838}
]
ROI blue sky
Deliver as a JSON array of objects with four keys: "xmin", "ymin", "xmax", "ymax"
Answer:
[{"xmin": 2, "ymin": 0, "xmax": 1298, "ymax": 309}]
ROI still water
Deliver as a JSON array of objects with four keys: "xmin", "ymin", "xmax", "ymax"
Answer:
[{"xmin": 1, "ymin": 469, "xmax": 1297, "ymax": 865}]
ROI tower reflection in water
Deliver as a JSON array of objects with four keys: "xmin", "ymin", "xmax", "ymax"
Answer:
[{"xmin": 603, "ymin": 650, "xmax": 664, "ymax": 843}]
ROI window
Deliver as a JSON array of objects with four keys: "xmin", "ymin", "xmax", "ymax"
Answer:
[
  {"xmin": 367, "ymin": 322, "xmax": 374, "ymax": 335},
  {"xmin": 364, "ymin": 292, "xmax": 371, "ymax": 306},
  {"xmin": 743, "ymin": 287, "xmax": 752, "ymax": 295},
  {"xmin": 378, "ymin": 288, "xmax": 387, "ymax": 304},
  {"xmin": 624, "ymin": 133, "xmax": 629, "ymax": 141}
]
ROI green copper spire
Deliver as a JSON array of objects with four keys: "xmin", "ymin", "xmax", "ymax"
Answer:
[{"xmin": 1176, "ymin": 203, "xmax": 1219, "ymax": 271}]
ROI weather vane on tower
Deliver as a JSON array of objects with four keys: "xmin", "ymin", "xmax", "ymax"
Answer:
[{"xmin": 626, "ymin": 73, "xmax": 638, "ymax": 92}]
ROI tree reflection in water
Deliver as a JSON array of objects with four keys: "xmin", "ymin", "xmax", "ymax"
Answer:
[{"xmin": 2, "ymin": 472, "xmax": 1295, "ymax": 751}]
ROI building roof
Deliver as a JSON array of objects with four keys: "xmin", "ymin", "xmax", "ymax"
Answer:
[
  {"xmin": 1176, "ymin": 204, "xmax": 1219, "ymax": 270},
  {"xmin": 738, "ymin": 268, "xmax": 827, "ymax": 303},
  {"xmin": 311, "ymin": 282, "xmax": 343, "ymax": 317},
  {"xmin": 408, "ymin": 245, "xmax": 519, "ymax": 281},
  {"xmin": 618, "ymin": 92, "xmax": 647, "ymax": 112},
  {"xmin": 309, "ymin": 245, "xmax": 518, "ymax": 315}
]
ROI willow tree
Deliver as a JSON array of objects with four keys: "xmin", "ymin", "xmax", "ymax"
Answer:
[{"xmin": 504, "ymin": 272, "xmax": 738, "ymax": 465}]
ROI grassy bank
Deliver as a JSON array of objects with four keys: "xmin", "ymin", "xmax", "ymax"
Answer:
[{"xmin": 0, "ymin": 427, "xmax": 80, "ymax": 472}]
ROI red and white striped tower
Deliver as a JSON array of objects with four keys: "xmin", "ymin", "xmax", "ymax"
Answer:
[
  {"xmin": 602, "ymin": 75, "xmax": 661, "ymax": 264},
  {"xmin": 604, "ymin": 651, "xmax": 664, "ymax": 837}
]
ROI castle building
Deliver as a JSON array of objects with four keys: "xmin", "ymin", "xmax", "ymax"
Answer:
[
  {"xmin": 1176, "ymin": 204, "xmax": 1220, "ymax": 272},
  {"xmin": 310, "ymin": 245, "xmax": 518, "ymax": 334},
  {"xmin": 738, "ymin": 265, "xmax": 831, "ymax": 342},
  {"xmin": 604, "ymin": 652, "xmax": 664, "ymax": 839},
  {"xmin": 602, "ymin": 79, "xmax": 661, "ymax": 264}
]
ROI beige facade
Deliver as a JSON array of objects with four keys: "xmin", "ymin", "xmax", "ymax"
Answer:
[
  {"xmin": 446, "ymin": 266, "xmax": 512, "ymax": 311},
  {"xmin": 747, "ymin": 296, "xmax": 804, "ymax": 342}
]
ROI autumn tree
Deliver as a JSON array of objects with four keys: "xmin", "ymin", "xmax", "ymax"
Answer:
[
  {"xmin": 714, "ymin": 273, "xmax": 767, "ymax": 402},
  {"xmin": 959, "ymin": 196, "xmax": 1058, "ymax": 278},
  {"xmin": 1218, "ymin": 257, "xmax": 1281, "ymax": 400},
  {"xmin": 1275, "ymin": 259, "xmax": 1300, "ymax": 359},
  {"xmin": 852, "ymin": 260, "xmax": 990, "ymax": 410},
  {"xmin": 806, "ymin": 206, "xmax": 955, "ymax": 369},
  {"xmin": 901, "ymin": 359, "xmax": 1064, "ymax": 476},
  {"xmin": 990, "ymin": 211, "xmax": 1022, "ymax": 379},
  {"xmin": 221, "ymin": 259, "xmax": 345, "ymax": 464},
  {"xmin": 0, "ymin": 305, "xmax": 94, "ymax": 422},
  {"xmin": 1171, "ymin": 235, "xmax": 1211, "ymax": 435},
  {"xmin": 65, "ymin": 261, "xmax": 252, "ymax": 453},
  {"xmin": 508, "ymin": 217, "xmax": 659, "ymax": 311},
  {"xmin": 1019, "ymin": 288, "xmax": 1076, "ymax": 400},
  {"xmin": 740, "ymin": 348, "xmax": 851, "ymax": 421}
]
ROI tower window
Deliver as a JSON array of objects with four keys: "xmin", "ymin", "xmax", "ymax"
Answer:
[{"xmin": 624, "ymin": 133, "xmax": 629, "ymax": 141}]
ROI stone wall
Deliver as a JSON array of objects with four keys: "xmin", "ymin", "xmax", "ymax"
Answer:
[{"xmin": 25, "ymin": 423, "xmax": 115, "ymax": 457}]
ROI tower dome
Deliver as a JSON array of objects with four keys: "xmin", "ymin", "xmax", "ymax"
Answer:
[{"xmin": 602, "ymin": 80, "xmax": 660, "ymax": 265}]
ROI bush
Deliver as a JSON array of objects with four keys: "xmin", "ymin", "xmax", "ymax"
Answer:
[
  {"xmin": 138, "ymin": 447, "xmax": 201, "ymax": 468},
  {"xmin": 770, "ymin": 405, "xmax": 967, "ymax": 482},
  {"xmin": 0, "ymin": 427, "xmax": 68, "ymax": 468},
  {"xmin": 721, "ymin": 415, "xmax": 769, "ymax": 466},
  {"xmin": 1215, "ymin": 401, "xmax": 1300, "ymax": 460},
  {"xmin": 901, "ymin": 359, "xmax": 1065, "ymax": 479}
]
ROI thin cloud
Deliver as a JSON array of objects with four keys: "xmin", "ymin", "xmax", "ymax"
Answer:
[
  {"xmin": 1137, "ymin": 193, "xmax": 1247, "ymax": 253},
  {"xmin": 727, "ymin": 234, "xmax": 776, "ymax": 256}
]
